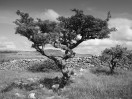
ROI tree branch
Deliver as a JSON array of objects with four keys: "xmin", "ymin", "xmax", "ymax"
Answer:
[{"xmin": 69, "ymin": 38, "xmax": 84, "ymax": 49}]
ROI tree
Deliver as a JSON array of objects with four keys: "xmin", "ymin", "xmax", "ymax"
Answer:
[
  {"xmin": 122, "ymin": 50, "xmax": 132, "ymax": 69},
  {"xmin": 100, "ymin": 45, "xmax": 127, "ymax": 74},
  {"xmin": 14, "ymin": 9, "xmax": 114, "ymax": 88}
]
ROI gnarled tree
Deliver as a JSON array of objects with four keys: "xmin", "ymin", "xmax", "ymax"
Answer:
[
  {"xmin": 14, "ymin": 9, "xmax": 114, "ymax": 88},
  {"xmin": 100, "ymin": 45, "xmax": 127, "ymax": 74}
]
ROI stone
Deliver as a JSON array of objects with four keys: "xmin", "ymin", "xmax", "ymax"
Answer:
[
  {"xmin": 46, "ymin": 96, "xmax": 55, "ymax": 99},
  {"xmin": 39, "ymin": 84, "xmax": 44, "ymax": 88},
  {"xmin": 52, "ymin": 84, "xmax": 59, "ymax": 90},
  {"xmin": 15, "ymin": 93, "xmax": 25, "ymax": 98},
  {"xmin": 27, "ymin": 78, "xmax": 38, "ymax": 83},
  {"xmin": 80, "ymin": 68, "xmax": 84, "ymax": 72},
  {"xmin": 29, "ymin": 93, "xmax": 36, "ymax": 99}
]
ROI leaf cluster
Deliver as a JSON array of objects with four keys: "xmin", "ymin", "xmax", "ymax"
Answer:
[
  {"xmin": 14, "ymin": 9, "xmax": 113, "ymax": 51},
  {"xmin": 100, "ymin": 45, "xmax": 129, "ymax": 68}
]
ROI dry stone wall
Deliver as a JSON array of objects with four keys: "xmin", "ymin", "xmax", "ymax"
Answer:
[{"xmin": 0, "ymin": 56, "xmax": 93, "ymax": 71}]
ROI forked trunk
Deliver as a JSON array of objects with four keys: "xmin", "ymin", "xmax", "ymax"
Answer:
[
  {"xmin": 110, "ymin": 66, "xmax": 114, "ymax": 74},
  {"xmin": 110, "ymin": 62, "xmax": 116, "ymax": 74},
  {"xmin": 53, "ymin": 58, "xmax": 71, "ymax": 88}
]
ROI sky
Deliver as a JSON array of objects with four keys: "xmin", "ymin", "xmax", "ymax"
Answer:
[{"xmin": 0, "ymin": 0, "xmax": 132, "ymax": 55}]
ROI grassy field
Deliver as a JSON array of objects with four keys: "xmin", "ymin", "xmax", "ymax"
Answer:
[
  {"xmin": 0, "ymin": 50, "xmax": 92, "ymax": 63},
  {"xmin": 0, "ymin": 51, "xmax": 132, "ymax": 99},
  {"xmin": 0, "ymin": 51, "xmax": 44, "ymax": 63},
  {"xmin": 61, "ymin": 67, "xmax": 132, "ymax": 99}
]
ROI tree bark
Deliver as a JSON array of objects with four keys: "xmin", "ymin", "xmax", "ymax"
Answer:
[
  {"xmin": 110, "ymin": 61, "xmax": 116, "ymax": 74},
  {"xmin": 33, "ymin": 44, "xmax": 72, "ymax": 88}
]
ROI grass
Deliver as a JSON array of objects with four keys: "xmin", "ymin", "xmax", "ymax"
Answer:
[
  {"xmin": 0, "ymin": 67, "xmax": 132, "ymax": 99},
  {"xmin": 27, "ymin": 59, "xmax": 60, "ymax": 72},
  {"xmin": 0, "ymin": 51, "xmax": 132, "ymax": 99},
  {"xmin": 60, "ymin": 67, "xmax": 132, "ymax": 99}
]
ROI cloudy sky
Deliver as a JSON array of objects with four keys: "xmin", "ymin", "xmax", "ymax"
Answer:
[{"xmin": 0, "ymin": 0, "xmax": 132, "ymax": 55}]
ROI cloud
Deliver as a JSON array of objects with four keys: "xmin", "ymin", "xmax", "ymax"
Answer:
[
  {"xmin": 74, "ymin": 18, "xmax": 132, "ymax": 55},
  {"xmin": 0, "ymin": 45, "xmax": 6, "ymax": 48},
  {"xmin": 114, "ymin": 13, "xmax": 132, "ymax": 19},
  {"xmin": 75, "ymin": 39, "xmax": 121, "ymax": 55},
  {"xmin": 75, "ymin": 18, "xmax": 132, "ymax": 54},
  {"xmin": 0, "ymin": 42, "xmax": 16, "ymax": 50},
  {"xmin": 0, "ymin": 36, "xmax": 16, "ymax": 50},
  {"xmin": 0, "ymin": 36, "xmax": 7, "ymax": 40},
  {"xmin": 87, "ymin": 7, "xmax": 95, "ymax": 11},
  {"xmin": 109, "ymin": 18, "xmax": 132, "ymax": 41},
  {"xmin": 38, "ymin": 9, "xmax": 60, "ymax": 21},
  {"xmin": 81, "ymin": 39, "xmax": 113, "ymax": 46},
  {"xmin": 0, "ymin": 15, "xmax": 15, "ymax": 25}
]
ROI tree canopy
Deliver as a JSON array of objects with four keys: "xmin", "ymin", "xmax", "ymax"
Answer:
[
  {"xmin": 14, "ymin": 9, "xmax": 113, "ymax": 54},
  {"xmin": 14, "ymin": 9, "xmax": 114, "ymax": 87},
  {"xmin": 100, "ymin": 45, "xmax": 128, "ymax": 73}
]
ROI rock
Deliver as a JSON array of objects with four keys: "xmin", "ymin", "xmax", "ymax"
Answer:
[
  {"xmin": 90, "ymin": 64, "xmax": 94, "ymax": 67},
  {"xmin": 39, "ymin": 84, "xmax": 44, "ymax": 88},
  {"xmin": 52, "ymin": 84, "xmax": 59, "ymax": 90},
  {"xmin": 80, "ymin": 68, "xmax": 85, "ymax": 72},
  {"xmin": 74, "ymin": 72, "xmax": 77, "ymax": 76},
  {"xmin": 27, "ymin": 78, "xmax": 35, "ymax": 82},
  {"xmin": 15, "ymin": 93, "xmax": 21, "ymax": 96},
  {"xmin": 29, "ymin": 93, "xmax": 36, "ymax": 99},
  {"xmin": 27, "ymin": 78, "xmax": 38, "ymax": 83},
  {"xmin": 42, "ymin": 88, "xmax": 53, "ymax": 94},
  {"xmin": 46, "ymin": 96, "xmax": 55, "ymax": 99},
  {"xmin": 15, "ymin": 93, "xmax": 25, "ymax": 98}
]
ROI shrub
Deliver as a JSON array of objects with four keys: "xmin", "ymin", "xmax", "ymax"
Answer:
[
  {"xmin": 27, "ymin": 59, "xmax": 60, "ymax": 72},
  {"xmin": 100, "ymin": 45, "xmax": 128, "ymax": 74}
]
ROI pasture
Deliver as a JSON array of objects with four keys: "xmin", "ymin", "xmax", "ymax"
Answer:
[{"xmin": 0, "ymin": 51, "xmax": 132, "ymax": 99}]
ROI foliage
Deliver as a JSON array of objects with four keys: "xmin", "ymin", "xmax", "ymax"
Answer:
[
  {"xmin": 121, "ymin": 50, "xmax": 132, "ymax": 70},
  {"xmin": 14, "ymin": 9, "xmax": 114, "ymax": 87},
  {"xmin": 100, "ymin": 45, "xmax": 128, "ymax": 73},
  {"xmin": 90, "ymin": 55, "xmax": 102, "ymax": 67},
  {"xmin": 27, "ymin": 59, "xmax": 60, "ymax": 72}
]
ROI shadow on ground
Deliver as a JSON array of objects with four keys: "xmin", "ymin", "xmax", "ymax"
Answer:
[
  {"xmin": 0, "ymin": 76, "xmax": 73, "ymax": 93},
  {"xmin": 90, "ymin": 67, "xmax": 118, "ymax": 75},
  {"xmin": 27, "ymin": 60, "xmax": 60, "ymax": 73},
  {"xmin": 39, "ymin": 77, "xmax": 73, "ymax": 89}
]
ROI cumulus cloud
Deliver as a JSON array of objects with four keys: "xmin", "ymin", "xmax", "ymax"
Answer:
[
  {"xmin": 81, "ymin": 39, "xmax": 112, "ymax": 46},
  {"xmin": 109, "ymin": 18, "xmax": 132, "ymax": 41},
  {"xmin": 0, "ymin": 36, "xmax": 7, "ymax": 40},
  {"xmin": 0, "ymin": 36, "xmax": 16, "ymax": 50},
  {"xmin": 75, "ymin": 18, "xmax": 132, "ymax": 54},
  {"xmin": 0, "ymin": 16, "xmax": 15, "ymax": 25},
  {"xmin": 38, "ymin": 9, "xmax": 59, "ymax": 21},
  {"xmin": 0, "ymin": 45, "xmax": 6, "ymax": 48},
  {"xmin": 0, "ymin": 42, "xmax": 16, "ymax": 50},
  {"xmin": 75, "ymin": 39, "xmax": 122, "ymax": 55}
]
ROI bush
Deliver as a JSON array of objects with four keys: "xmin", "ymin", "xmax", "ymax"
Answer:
[
  {"xmin": 100, "ymin": 45, "xmax": 127, "ymax": 74},
  {"xmin": 90, "ymin": 55, "xmax": 101, "ymax": 67},
  {"xmin": 27, "ymin": 59, "xmax": 60, "ymax": 72}
]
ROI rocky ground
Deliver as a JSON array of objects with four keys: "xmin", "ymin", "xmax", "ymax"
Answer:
[
  {"xmin": 0, "ymin": 57, "xmax": 132, "ymax": 99},
  {"xmin": 0, "ymin": 57, "xmax": 92, "ymax": 99},
  {"xmin": 0, "ymin": 57, "xmax": 93, "ymax": 71},
  {"xmin": 0, "ymin": 59, "xmax": 46, "ymax": 71}
]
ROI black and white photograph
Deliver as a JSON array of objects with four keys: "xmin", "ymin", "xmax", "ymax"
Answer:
[{"xmin": 0, "ymin": 0, "xmax": 132, "ymax": 99}]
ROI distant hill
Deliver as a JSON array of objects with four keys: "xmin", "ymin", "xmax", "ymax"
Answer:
[
  {"xmin": 0, "ymin": 49, "xmax": 92, "ymax": 58},
  {"xmin": 75, "ymin": 53, "xmax": 92, "ymax": 57},
  {"xmin": 0, "ymin": 50, "xmax": 19, "ymax": 53},
  {"xmin": 44, "ymin": 49, "xmax": 64, "ymax": 56}
]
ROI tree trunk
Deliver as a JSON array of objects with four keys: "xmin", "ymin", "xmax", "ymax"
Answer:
[
  {"xmin": 53, "ymin": 58, "xmax": 71, "ymax": 88},
  {"xmin": 110, "ymin": 62, "xmax": 116, "ymax": 74},
  {"xmin": 33, "ymin": 44, "xmax": 72, "ymax": 88},
  {"xmin": 110, "ymin": 66, "xmax": 114, "ymax": 74}
]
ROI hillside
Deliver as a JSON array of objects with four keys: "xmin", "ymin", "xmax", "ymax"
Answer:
[{"xmin": 0, "ymin": 49, "xmax": 92, "ymax": 63}]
